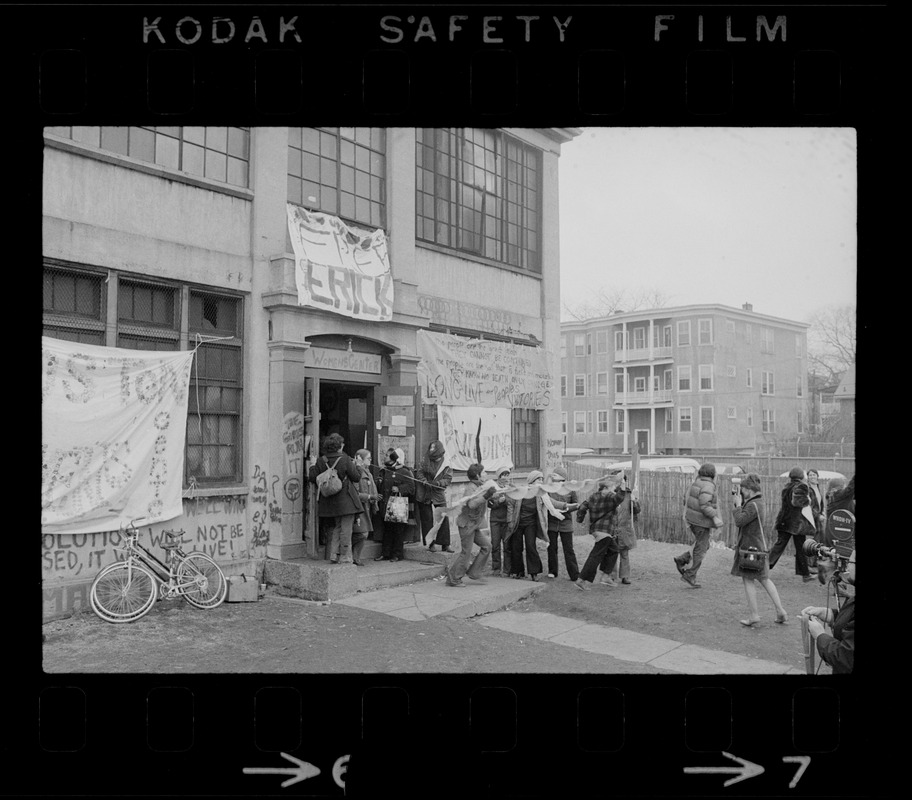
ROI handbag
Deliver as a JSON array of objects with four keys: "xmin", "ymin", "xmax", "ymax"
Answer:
[
  {"xmin": 738, "ymin": 501, "xmax": 768, "ymax": 572},
  {"xmin": 384, "ymin": 494, "xmax": 409, "ymax": 524}
]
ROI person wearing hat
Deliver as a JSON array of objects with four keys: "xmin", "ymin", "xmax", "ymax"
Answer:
[
  {"xmin": 506, "ymin": 470, "xmax": 550, "ymax": 580},
  {"xmin": 375, "ymin": 448, "xmax": 415, "ymax": 563},
  {"xmin": 574, "ymin": 478, "xmax": 627, "ymax": 590},
  {"xmin": 415, "ymin": 439, "xmax": 454, "ymax": 554},
  {"xmin": 731, "ymin": 473, "xmax": 788, "ymax": 627},
  {"xmin": 487, "ymin": 465, "xmax": 515, "ymax": 576},
  {"xmin": 677, "ymin": 462, "xmax": 724, "ymax": 588},
  {"xmin": 800, "ymin": 548, "xmax": 855, "ymax": 674},
  {"xmin": 768, "ymin": 467, "xmax": 816, "ymax": 582},
  {"xmin": 446, "ymin": 463, "xmax": 495, "ymax": 587},
  {"xmin": 544, "ymin": 466, "xmax": 581, "ymax": 582}
]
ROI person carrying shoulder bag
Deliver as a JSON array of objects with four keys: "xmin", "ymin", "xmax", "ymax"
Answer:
[
  {"xmin": 731, "ymin": 473, "xmax": 788, "ymax": 627},
  {"xmin": 307, "ymin": 433, "xmax": 364, "ymax": 565}
]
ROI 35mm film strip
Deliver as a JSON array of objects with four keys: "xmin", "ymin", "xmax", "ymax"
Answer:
[{"xmin": 21, "ymin": 2, "xmax": 883, "ymax": 798}]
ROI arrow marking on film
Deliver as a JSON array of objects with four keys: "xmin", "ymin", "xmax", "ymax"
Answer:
[
  {"xmin": 683, "ymin": 751, "xmax": 765, "ymax": 787},
  {"xmin": 783, "ymin": 755, "xmax": 811, "ymax": 788},
  {"xmin": 243, "ymin": 752, "xmax": 321, "ymax": 787}
]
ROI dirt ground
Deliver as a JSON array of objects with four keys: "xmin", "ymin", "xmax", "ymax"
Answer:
[
  {"xmin": 518, "ymin": 535, "xmax": 838, "ymax": 671},
  {"xmin": 41, "ymin": 537, "xmax": 839, "ymax": 674}
]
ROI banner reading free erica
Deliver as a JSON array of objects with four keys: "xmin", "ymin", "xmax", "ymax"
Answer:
[
  {"xmin": 286, "ymin": 204, "xmax": 394, "ymax": 321},
  {"xmin": 41, "ymin": 336, "xmax": 195, "ymax": 535}
]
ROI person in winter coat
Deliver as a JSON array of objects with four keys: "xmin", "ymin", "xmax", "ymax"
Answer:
[
  {"xmin": 487, "ymin": 466, "xmax": 515, "ymax": 575},
  {"xmin": 768, "ymin": 467, "xmax": 816, "ymax": 582},
  {"xmin": 730, "ymin": 473, "xmax": 788, "ymax": 627},
  {"xmin": 446, "ymin": 463, "xmax": 495, "ymax": 587},
  {"xmin": 603, "ymin": 474, "xmax": 639, "ymax": 586},
  {"xmin": 676, "ymin": 462, "xmax": 723, "ymax": 588},
  {"xmin": 350, "ymin": 449, "xmax": 380, "ymax": 566},
  {"xmin": 574, "ymin": 479, "xmax": 626, "ymax": 590},
  {"xmin": 801, "ymin": 549, "xmax": 855, "ymax": 674},
  {"xmin": 308, "ymin": 433, "xmax": 364, "ymax": 565},
  {"xmin": 545, "ymin": 466, "xmax": 581, "ymax": 582},
  {"xmin": 374, "ymin": 448, "xmax": 415, "ymax": 562},
  {"xmin": 414, "ymin": 440, "xmax": 454, "ymax": 554},
  {"xmin": 507, "ymin": 470, "xmax": 551, "ymax": 581}
]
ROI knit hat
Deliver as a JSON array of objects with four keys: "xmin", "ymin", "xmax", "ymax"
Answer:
[
  {"xmin": 527, "ymin": 470, "xmax": 544, "ymax": 484},
  {"xmin": 788, "ymin": 467, "xmax": 805, "ymax": 481},
  {"xmin": 740, "ymin": 473, "xmax": 762, "ymax": 492},
  {"xmin": 496, "ymin": 465, "xmax": 513, "ymax": 478},
  {"xmin": 550, "ymin": 466, "xmax": 569, "ymax": 481}
]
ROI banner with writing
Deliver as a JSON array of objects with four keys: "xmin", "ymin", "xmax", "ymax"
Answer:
[
  {"xmin": 437, "ymin": 405, "xmax": 513, "ymax": 473},
  {"xmin": 417, "ymin": 330, "xmax": 554, "ymax": 409},
  {"xmin": 41, "ymin": 336, "xmax": 195, "ymax": 535},
  {"xmin": 287, "ymin": 204, "xmax": 394, "ymax": 321}
]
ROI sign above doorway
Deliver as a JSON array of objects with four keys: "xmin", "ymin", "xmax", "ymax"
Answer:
[{"xmin": 302, "ymin": 346, "xmax": 382, "ymax": 374}]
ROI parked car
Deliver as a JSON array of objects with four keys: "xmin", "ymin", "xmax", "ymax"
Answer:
[{"xmin": 714, "ymin": 464, "xmax": 746, "ymax": 475}]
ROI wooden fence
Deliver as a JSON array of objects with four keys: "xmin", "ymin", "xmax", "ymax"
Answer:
[{"xmin": 564, "ymin": 461, "xmax": 837, "ymax": 552}]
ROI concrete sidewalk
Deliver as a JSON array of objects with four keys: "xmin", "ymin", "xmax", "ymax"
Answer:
[
  {"xmin": 336, "ymin": 574, "xmax": 546, "ymax": 621},
  {"xmin": 335, "ymin": 578, "xmax": 804, "ymax": 675}
]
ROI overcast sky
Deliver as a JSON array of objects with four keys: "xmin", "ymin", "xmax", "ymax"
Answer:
[{"xmin": 558, "ymin": 127, "xmax": 857, "ymax": 324}]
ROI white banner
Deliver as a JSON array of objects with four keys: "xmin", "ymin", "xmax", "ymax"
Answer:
[
  {"xmin": 41, "ymin": 336, "xmax": 195, "ymax": 535},
  {"xmin": 417, "ymin": 330, "xmax": 554, "ymax": 409},
  {"xmin": 437, "ymin": 405, "xmax": 513, "ymax": 474},
  {"xmin": 286, "ymin": 204, "xmax": 394, "ymax": 321}
]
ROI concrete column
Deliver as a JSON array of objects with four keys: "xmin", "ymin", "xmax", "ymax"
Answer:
[
  {"xmin": 540, "ymin": 149, "xmax": 562, "ymax": 468},
  {"xmin": 389, "ymin": 352, "xmax": 421, "ymax": 387},
  {"xmin": 266, "ymin": 341, "xmax": 310, "ymax": 560},
  {"xmin": 387, "ymin": 128, "xmax": 418, "ymax": 313}
]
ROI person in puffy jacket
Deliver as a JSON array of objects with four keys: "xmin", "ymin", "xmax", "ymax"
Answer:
[
  {"xmin": 307, "ymin": 433, "xmax": 364, "ymax": 565},
  {"xmin": 768, "ymin": 466, "xmax": 816, "ymax": 582},
  {"xmin": 675, "ymin": 462, "xmax": 723, "ymax": 588}
]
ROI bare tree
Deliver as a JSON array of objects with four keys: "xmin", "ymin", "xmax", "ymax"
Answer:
[
  {"xmin": 807, "ymin": 304, "xmax": 856, "ymax": 386},
  {"xmin": 562, "ymin": 287, "xmax": 671, "ymax": 321}
]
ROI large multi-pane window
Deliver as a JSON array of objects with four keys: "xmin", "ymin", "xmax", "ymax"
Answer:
[
  {"xmin": 416, "ymin": 128, "xmax": 542, "ymax": 271},
  {"xmin": 288, "ymin": 127, "xmax": 386, "ymax": 229},
  {"xmin": 46, "ymin": 126, "xmax": 250, "ymax": 188},
  {"xmin": 511, "ymin": 408, "xmax": 540, "ymax": 469},
  {"xmin": 43, "ymin": 264, "xmax": 244, "ymax": 486}
]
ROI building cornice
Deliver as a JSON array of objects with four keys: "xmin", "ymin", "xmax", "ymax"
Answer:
[{"xmin": 560, "ymin": 304, "xmax": 810, "ymax": 331}]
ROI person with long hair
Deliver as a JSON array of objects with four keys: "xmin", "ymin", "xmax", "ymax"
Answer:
[
  {"xmin": 506, "ymin": 470, "xmax": 550, "ymax": 581},
  {"xmin": 308, "ymin": 433, "xmax": 364, "ymax": 565},
  {"xmin": 730, "ymin": 473, "xmax": 788, "ymax": 627},
  {"xmin": 351, "ymin": 449, "xmax": 379, "ymax": 566}
]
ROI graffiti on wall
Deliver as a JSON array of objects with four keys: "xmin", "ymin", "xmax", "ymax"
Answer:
[
  {"xmin": 544, "ymin": 438, "xmax": 564, "ymax": 474},
  {"xmin": 42, "ymin": 493, "xmax": 251, "ymax": 615}
]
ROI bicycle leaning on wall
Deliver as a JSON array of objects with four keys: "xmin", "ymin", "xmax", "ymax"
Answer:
[{"xmin": 89, "ymin": 515, "xmax": 228, "ymax": 623}]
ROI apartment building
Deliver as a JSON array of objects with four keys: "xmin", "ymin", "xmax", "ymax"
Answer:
[
  {"xmin": 42, "ymin": 125, "xmax": 579, "ymax": 614},
  {"xmin": 560, "ymin": 304, "xmax": 809, "ymax": 456}
]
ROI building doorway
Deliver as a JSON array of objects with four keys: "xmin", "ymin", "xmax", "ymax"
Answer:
[
  {"xmin": 318, "ymin": 381, "xmax": 375, "ymax": 455},
  {"xmin": 635, "ymin": 429, "xmax": 650, "ymax": 455}
]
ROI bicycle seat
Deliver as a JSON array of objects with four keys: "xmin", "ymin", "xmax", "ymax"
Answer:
[{"xmin": 161, "ymin": 541, "xmax": 182, "ymax": 550}]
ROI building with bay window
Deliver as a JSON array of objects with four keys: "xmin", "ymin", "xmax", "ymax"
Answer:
[
  {"xmin": 42, "ymin": 125, "xmax": 579, "ymax": 614},
  {"xmin": 559, "ymin": 303, "xmax": 809, "ymax": 457}
]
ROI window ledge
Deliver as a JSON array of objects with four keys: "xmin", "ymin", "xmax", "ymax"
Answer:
[
  {"xmin": 44, "ymin": 134, "xmax": 254, "ymax": 201},
  {"xmin": 183, "ymin": 485, "xmax": 249, "ymax": 498},
  {"xmin": 416, "ymin": 240, "xmax": 542, "ymax": 279}
]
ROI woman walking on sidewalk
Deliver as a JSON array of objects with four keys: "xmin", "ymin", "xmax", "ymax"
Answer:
[{"xmin": 731, "ymin": 473, "xmax": 788, "ymax": 627}]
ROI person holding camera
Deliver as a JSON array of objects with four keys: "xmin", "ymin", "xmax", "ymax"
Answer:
[
  {"xmin": 800, "ymin": 549, "xmax": 855, "ymax": 674},
  {"xmin": 731, "ymin": 473, "xmax": 789, "ymax": 627}
]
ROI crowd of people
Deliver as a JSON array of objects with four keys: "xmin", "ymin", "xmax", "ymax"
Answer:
[{"xmin": 308, "ymin": 436, "xmax": 855, "ymax": 673}]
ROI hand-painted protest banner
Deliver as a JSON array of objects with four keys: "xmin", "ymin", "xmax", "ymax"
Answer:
[
  {"xmin": 417, "ymin": 330, "xmax": 554, "ymax": 409},
  {"xmin": 287, "ymin": 203, "xmax": 394, "ymax": 321},
  {"xmin": 41, "ymin": 336, "xmax": 194, "ymax": 535},
  {"xmin": 437, "ymin": 405, "xmax": 513, "ymax": 473}
]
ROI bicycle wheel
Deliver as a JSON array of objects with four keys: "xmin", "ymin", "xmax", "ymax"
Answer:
[
  {"xmin": 177, "ymin": 553, "xmax": 227, "ymax": 609},
  {"xmin": 90, "ymin": 562, "xmax": 157, "ymax": 623}
]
